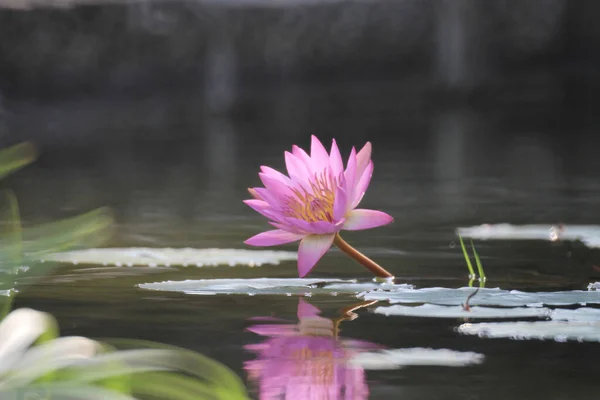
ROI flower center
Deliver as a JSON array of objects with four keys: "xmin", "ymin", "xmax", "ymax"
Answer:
[{"xmin": 285, "ymin": 172, "xmax": 336, "ymax": 223}]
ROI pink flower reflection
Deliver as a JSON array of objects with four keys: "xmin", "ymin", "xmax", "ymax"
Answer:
[{"xmin": 244, "ymin": 299, "xmax": 381, "ymax": 400}]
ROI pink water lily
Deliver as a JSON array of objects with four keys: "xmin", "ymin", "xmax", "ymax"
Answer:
[{"xmin": 244, "ymin": 135, "xmax": 394, "ymax": 278}]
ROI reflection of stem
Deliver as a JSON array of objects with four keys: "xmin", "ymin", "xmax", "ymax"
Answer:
[
  {"xmin": 333, "ymin": 300, "xmax": 379, "ymax": 338},
  {"xmin": 333, "ymin": 234, "xmax": 393, "ymax": 278}
]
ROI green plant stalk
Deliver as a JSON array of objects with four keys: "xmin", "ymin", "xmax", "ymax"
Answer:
[
  {"xmin": 458, "ymin": 234, "xmax": 475, "ymax": 278},
  {"xmin": 333, "ymin": 233, "xmax": 394, "ymax": 278},
  {"xmin": 470, "ymin": 239, "xmax": 486, "ymax": 281}
]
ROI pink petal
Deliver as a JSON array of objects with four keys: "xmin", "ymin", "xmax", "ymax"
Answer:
[
  {"xmin": 284, "ymin": 218, "xmax": 341, "ymax": 235},
  {"xmin": 247, "ymin": 324, "xmax": 297, "ymax": 337},
  {"xmin": 261, "ymin": 208, "xmax": 286, "ymax": 223},
  {"xmin": 297, "ymin": 234, "xmax": 335, "ymax": 277},
  {"xmin": 284, "ymin": 151, "xmax": 311, "ymax": 183},
  {"xmin": 260, "ymin": 166, "xmax": 292, "ymax": 185},
  {"xmin": 329, "ymin": 139, "xmax": 344, "ymax": 178},
  {"xmin": 259, "ymin": 172, "xmax": 294, "ymax": 199},
  {"xmin": 356, "ymin": 142, "xmax": 372, "ymax": 177},
  {"xmin": 344, "ymin": 147, "xmax": 357, "ymax": 190},
  {"xmin": 251, "ymin": 187, "xmax": 282, "ymax": 208},
  {"xmin": 248, "ymin": 188, "xmax": 261, "ymax": 200},
  {"xmin": 351, "ymin": 160, "xmax": 373, "ymax": 209},
  {"xmin": 292, "ymin": 145, "xmax": 313, "ymax": 173},
  {"xmin": 333, "ymin": 185, "xmax": 348, "ymax": 221},
  {"xmin": 245, "ymin": 229, "xmax": 304, "ymax": 246},
  {"xmin": 297, "ymin": 298, "xmax": 321, "ymax": 319},
  {"xmin": 310, "ymin": 135, "xmax": 330, "ymax": 173},
  {"xmin": 243, "ymin": 199, "xmax": 273, "ymax": 219},
  {"xmin": 342, "ymin": 209, "xmax": 394, "ymax": 231}
]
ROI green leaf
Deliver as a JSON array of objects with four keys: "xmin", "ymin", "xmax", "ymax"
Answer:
[
  {"xmin": 470, "ymin": 239, "xmax": 486, "ymax": 282},
  {"xmin": 0, "ymin": 142, "xmax": 37, "ymax": 180},
  {"xmin": 458, "ymin": 234, "xmax": 475, "ymax": 278}
]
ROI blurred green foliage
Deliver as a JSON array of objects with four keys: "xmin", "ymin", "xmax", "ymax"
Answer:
[{"xmin": 0, "ymin": 142, "xmax": 251, "ymax": 399}]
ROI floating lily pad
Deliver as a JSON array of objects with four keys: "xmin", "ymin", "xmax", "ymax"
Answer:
[
  {"xmin": 550, "ymin": 308, "xmax": 600, "ymax": 322},
  {"xmin": 589, "ymin": 282, "xmax": 599, "ymax": 291},
  {"xmin": 138, "ymin": 278, "xmax": 413, "ymax": 296},
  {"xmin": 349, "ymin": 348, "xmax": 484, "ymax": 370},
  {"xmin": 374, "ymin": 304, "xmax": 551, "ymax": 319},
  {"xmin": 40, "ymin": 248, "xmax": 297, "ymax": 267},
  {"xmin": 361, "ymin": 287, "xmax": 600, "ymax": 307},
  {"xmin": 457, "ymin": 321, "xmax": 600, "ymax": 342},
  {"xmin": 456, "ymin": 223, "xmax": 600, "ymax": 247}
]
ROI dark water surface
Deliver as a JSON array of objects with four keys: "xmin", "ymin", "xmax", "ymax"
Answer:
[{"xmin": 5, "ymin": 78, "xmax": 600, "ymax": 399}]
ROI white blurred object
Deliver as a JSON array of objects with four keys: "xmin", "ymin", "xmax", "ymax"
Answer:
[
  {"xmin": 0, "ymin": 308, "xmax": 101, "ymax": 386},
  {"xmin": 456, "ymin": 223, "xmax": 600, "ymax": 248},
  {"xmin": 361, "ymin": 286, "xmax": 600, "ymax": 307},
  {"xmin": 350, "ymin": 348, "xmax": 484, "ymax": 370},
  {"xmin": 458, "ymin": 320, "xmax": 600, "ymax": 343},
  {"xmin": 40, "ymin": 247, "xmax": 297, "ymax": 267},
  {"xmin": 375, "ymin": 303, "xmax": 551, "ymax": 319}
]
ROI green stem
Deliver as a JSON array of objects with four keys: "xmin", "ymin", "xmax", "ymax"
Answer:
[{"xmin": 333, "ymin": 233, "xmax": 394, "ymax": 278}]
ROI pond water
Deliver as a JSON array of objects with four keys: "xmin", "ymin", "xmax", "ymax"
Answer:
[{"xmin": 5, "ymin": 78, "xmax": 600, "ymax": 399}]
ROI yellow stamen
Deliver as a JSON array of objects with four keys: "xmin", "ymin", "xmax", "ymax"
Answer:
[{"xmin": 285, "ymin": 173, "xmax": 336, "ymax": 222}]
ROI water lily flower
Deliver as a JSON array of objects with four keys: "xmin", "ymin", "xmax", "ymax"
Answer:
[{"xmin": 244, "ymin": 135, "xmax": 394, "ymax": 278}]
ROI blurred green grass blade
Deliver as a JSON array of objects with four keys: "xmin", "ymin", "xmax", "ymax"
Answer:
[
  {"xmin": 0, "ymin": 207, "xmax": 114, "ymax": 289},
  {"xmin": 131, "ymin": 372, "xmax": 248, "ymax": 400},
  {"xmin": 0, "ymin": 207, "xmax": 114, "ymax": 265},
  {"xmin": 0, "ymin": 142, "xmax": 37, "ymax": 180},
  {"xmin": 470, "ymin": 239, "xmax": 486, "ymax": 281},
  {"xmin": 62, "ymin": 348, "xmax": 247, "ymax": 393},
  {"xmin": 64, "ymin": 340, "xmax": 250, "ymax": 399},
  {"xmin": 104, "ymin": 339, "xmax": 248, "ymax": 394},
  {"xmin": 458, "ymin": 234, "xmax": 475, "ymax": 278},
  {"xmin": 22, "ymin": 207, "xmax": 115, "ymax": 258}
]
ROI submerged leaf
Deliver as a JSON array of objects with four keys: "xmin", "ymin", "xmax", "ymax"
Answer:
[
  {"xmin": 550, "ymin": 307, "xmax": 600, "ymax": 322},
  {"xmin": 458, "ymin": 320, "xmax": 600, "ymax": 342},
  {"xmin": 349, "ymin": 348, "xmax": 485, "ymax": 370},
  {"xmin": 138, "ymin": 278, "xmax": 411, "ymax": 296},
  {"xmin": 41, "ymin": 247, "xmax": 296, "ymax": 267},
  {"xmin": 374, "ymin": 304, "xmax": 551, "ymax": 319},
  {"xmin": 361, "ymin": 287, "xmax": 600, "ymax": 307}
]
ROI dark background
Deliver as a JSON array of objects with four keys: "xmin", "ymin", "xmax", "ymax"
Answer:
[{"xmin": 3, "ymin": 3, "xmax": 600, "ymax": 399}]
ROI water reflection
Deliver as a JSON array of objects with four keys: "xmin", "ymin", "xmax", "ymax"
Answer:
[{"xmin": 244, "ymin": 298, "xmax": 380, "ymax": 399}]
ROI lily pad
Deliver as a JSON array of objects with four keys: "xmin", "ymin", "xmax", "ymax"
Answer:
[
  {"xmin": 40, "ymin": 248, "xmax": 297, "ymax": 267},
  {"xmin": 361, "ymin": 287, "xmax": 600, "ymax": 307},
  {"xmin": 457, "ymin": 321, "xmax": 600, "ymax": 343},
  {"xmin": 374, "ymin": 304, "xmax": 551, "ymax": 319},
  {"xmin": 349, "ymin": 348, "xmax": 484, "ymax": 370},
  {"xmin": 138, "ymin": 278, "xmax": 413, "ymax": 296},
  {"xmin": 550, "ymin": 307, "xmax": 600, "ymax": 322},
  {"xmin": 456, "ymin": 223, "xmax": 600, "ymax": 248}
]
